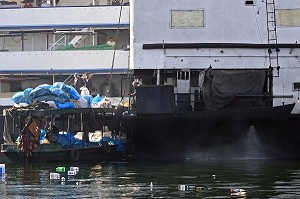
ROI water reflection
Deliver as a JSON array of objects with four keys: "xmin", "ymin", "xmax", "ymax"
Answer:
[{"xmin": 0, "ymin": 160, "xmax": 299, "ymax": 198}]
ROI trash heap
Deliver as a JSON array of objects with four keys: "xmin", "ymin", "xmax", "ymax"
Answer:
[
  {"xmin": 11, "ymin": 82, "xmax": 111, "ymax": 109},
  {"xmin": 50, "ymin": 166, "xmax": 80, "ymax": 185}
]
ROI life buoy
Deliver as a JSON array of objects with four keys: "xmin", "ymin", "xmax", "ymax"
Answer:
[{"xmin": 70, "ymin": 148, "xmax": 80, "ymax": 161}]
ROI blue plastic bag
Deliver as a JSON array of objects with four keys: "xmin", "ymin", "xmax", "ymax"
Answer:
[
  {"xmin": 52, "ymin": 82, "xmax": 71, "ymax": 93},
  {"xmin": 83, "ymin": 95, "xmax": 93, "ymax": 107},
  {"xmin": 68, "ymin": 85, "xmax": 81, "ymax": 100},
  {"xmin": 57, "ymin": 132, "xmax": 86, "ymax": 148},
  {"xmin": 11, "ymin": 91, "xmax": 25, "ymax": 104},
  {"xmin": 50, "ymin": 87, "xmax": 70, "ymax": 102},
  {"xmin": 115, "ymin": 139, "xmax": 125, "ymax": 153},
  {"xmin": 92, "ymin": 94, "xmax": 103, "ymax": 105},
  {"xmin": 40, "ymin": 129, "xmax": 46, "ymax": 144},
  {"xmin": 23, "ymin": 88, "xmax": 33, "ymax": 104},
  {"xmin": 55, "ymin": 101, "xmax": 75, "ymax": 109},
  {"xmin": 29, "ymin": 86, "xmax": 52, "ymax": 101}
]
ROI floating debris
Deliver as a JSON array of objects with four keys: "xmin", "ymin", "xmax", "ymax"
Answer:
[
  {"xmin": 230, "ymin": 188, "xmax": 246, "ymax": 197},
  {"xmin": 0, "ymin": 164, "xmax": 5, "ymax": 180},
  {"xmin": 50, "ymin": 172, "xmax": 60, "ymax": 180},
  {"xmin": 178, "ymin": 185, "xmax": 195, "ymax": 191},
  {"xmin": 70, "ymin": 166, "xmax": 79, "ymax": 172},
  {"xmin": 0, "ymin": 164, "xmax": 5, "ymax": 174},
  {"xmin": 76, "ymin": 181, "xmax": 81, "ymax": 185},
  {"xmin": 196, "ymin": 186, "xmax": 203, "ymax": 192},
  {"xmin": 195, "ymin": 186, "xmax": 212, "ymax": 192},
  {"xmin": 68, "ymin": 170, "xmax": 77, "ymax": 176},
  {"xmin": 56, "ymin": 166, "xmax": 66, "ymax": 172}
]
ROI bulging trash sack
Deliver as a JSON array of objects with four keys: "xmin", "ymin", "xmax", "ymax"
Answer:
[
  {"xmin": 11, "ymin": 91, "xmax": 25, "ymax": 104},
  {"xmin": 52, "ymin": 82, "xmax": 70, "ymax": 93},
  {"xmin": 69, "ymin": 86, "xmax": 81, "ymax": 100},
  {"xmin": 77, "ymin": 97, "xmax": 88, "ymax": 108}
]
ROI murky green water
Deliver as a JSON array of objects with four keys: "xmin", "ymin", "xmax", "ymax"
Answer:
[{"xmin": 0, "ymin": 159, "xmax": 300, "ymax": 198}]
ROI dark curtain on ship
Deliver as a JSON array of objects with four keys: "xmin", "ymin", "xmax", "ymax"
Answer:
[{"xmin": 202, "ymin": 70, "xmax": 266, "ymax": 110}]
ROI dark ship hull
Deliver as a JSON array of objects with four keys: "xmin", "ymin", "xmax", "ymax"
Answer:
[{"xmin": 127, "ymin": 85, "xmax": 297, "ymax": 160}]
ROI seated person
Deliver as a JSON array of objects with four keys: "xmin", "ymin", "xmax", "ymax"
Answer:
[{"xmin": 106, "ymin": 37, "xmax": 116, "ymax": 47}]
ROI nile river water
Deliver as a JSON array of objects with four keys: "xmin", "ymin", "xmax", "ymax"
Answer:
[{"xmin": 0, "ymin": 159, "xmax": 300, "ymax": 198}]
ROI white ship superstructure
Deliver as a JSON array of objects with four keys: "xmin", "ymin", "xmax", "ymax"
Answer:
[
  {"xmin": 0, "ymin": 0, "xmax": 130, "ymax": 97},
  {"xmin": 131, "ymin": 0, "xmax": 300, "ymax": 114}
]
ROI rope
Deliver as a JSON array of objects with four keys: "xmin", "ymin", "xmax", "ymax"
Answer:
[
  {"xmin": 108, "ymin": 0, "xmax": 124, "ymax": 96},
  {"xmin": 3, "ymin": 115, "xmax": 14, "ymax": 143},
  {"xmin": 67, "ymin": 115, "xmax": 71, "ymax": 132},
  {"xmin": 119, "ymin": 78, "xmax": 128, "ymax": 106}
]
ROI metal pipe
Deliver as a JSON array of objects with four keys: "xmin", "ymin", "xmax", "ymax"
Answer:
[
  {"xmin": 156, "ymin": 69, "xmax": 160, "ymax": 85},
  {"xmin": 143, "ymin": 43, "xmax": 300, "ymax": 50},
  {"xmin": 21, "ymin": 33, "xmax": 24, "ymax": 51}
]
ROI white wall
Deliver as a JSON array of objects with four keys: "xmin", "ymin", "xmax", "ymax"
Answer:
[
  {"xmin": 131, "ymin": 0, "xmax": 300, "ymax": 70},
  {"xmin": 130, "ymin": 0, "xmax": 300, "ymax": 112},
  {"xmin": 0, "ymin": 50, "xmax": 129, "ymax": 74},
  {"xmin": 0, "ymin": 6, "xmax": 129, "ymax": 30}
]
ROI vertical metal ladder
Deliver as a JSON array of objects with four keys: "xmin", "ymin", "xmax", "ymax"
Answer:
[{"xmin": 266, "ymin": 0, "xmax": 280, "ymax": 77}]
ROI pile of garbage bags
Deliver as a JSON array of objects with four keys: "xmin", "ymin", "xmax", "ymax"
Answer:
[{"xmin": 11, "ymin": 82, "xmax": 111, "ymax": 109}]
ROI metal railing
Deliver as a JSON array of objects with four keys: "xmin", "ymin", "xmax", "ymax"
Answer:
[
  {"xmin": 47, "ymin": 35, "xmax": 71, "ymax": 51},
  {"xmin": 175, "ymin": 92, "xmax": 274, "ymax": 112}
]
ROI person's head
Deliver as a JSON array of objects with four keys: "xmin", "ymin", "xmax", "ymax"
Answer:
[
  {"xmin": 86, "ymin": 73, "xmax": 92, "ymax": 79},
  {"xmin": 108, "ymin": 37, "xmax": 114, "ymax": 42},
  {"xmin": 74, "ymin": 73, "xmax": 79, "ymax": 78}
]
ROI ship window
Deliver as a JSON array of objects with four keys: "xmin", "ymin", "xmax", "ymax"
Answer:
[
  {"xmin": 277, "ymin": 9, "xmax": 300, "ymax": 27},
  {"xmin": 170, "ymin": 10, "xmax": 204, "ymax": 28},
  {"xmin": 293, "ymin": 82, "xmax": 300, "ymax": 91},
  {"xmin": 245, "ymin": 1, "xmax": 254, "ymax": 5}
]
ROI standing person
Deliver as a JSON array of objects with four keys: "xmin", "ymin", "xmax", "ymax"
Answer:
[
  {"xmin": 73, "ymin": 73, "xmax": 84, "ymax": 93},
  {"xmin": 106, "ymin": 37, "xmax": 116, "ymax": 47},
  {"xmin": 84, "ymin": 73, "xmax": 93, "ymax": 93},
  {"xmin": 22, "ymin": 0, "xmax": 34, "ymax": 7}
]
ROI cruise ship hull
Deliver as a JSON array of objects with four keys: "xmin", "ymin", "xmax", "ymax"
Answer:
[{"xmin": 129, "ymin": 104, "xmax": 297, "ymax": 160}]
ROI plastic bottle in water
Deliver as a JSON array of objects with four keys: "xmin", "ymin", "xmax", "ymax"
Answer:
[
  {"xmin": 68, "ymin": 170, "xmax": 77, "ymax": 176},
  {"xmin": 178, "ymin": 185, "xmax": 195, "ymax": 191},
  {"xmin": 0, "ymin": 164, "xmax": 5, "ymax": 180},
  {"xmin": 70, "ymin": 167, "xmax": 79, "ymax": 172},
  {"xmin": 50, "ymin": 172, "xmax": 60, "ymax": 180},
  {"xmin": 56, "ymin": 167, "xmax": 65, "ymax": 172}
]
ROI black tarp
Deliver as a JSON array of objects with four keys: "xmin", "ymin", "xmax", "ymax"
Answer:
[{"xmin": 202, "ymin": 70, "xmax": 266, "ymax": 110}]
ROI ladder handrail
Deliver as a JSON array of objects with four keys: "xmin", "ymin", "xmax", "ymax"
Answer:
[
  {"xmin": 47, "ymin": 35, "xmax": 71, "ymax": 51},
  {"xmin": 266, "ymin": 0, "xmax": 280, "ymax": 77}
]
